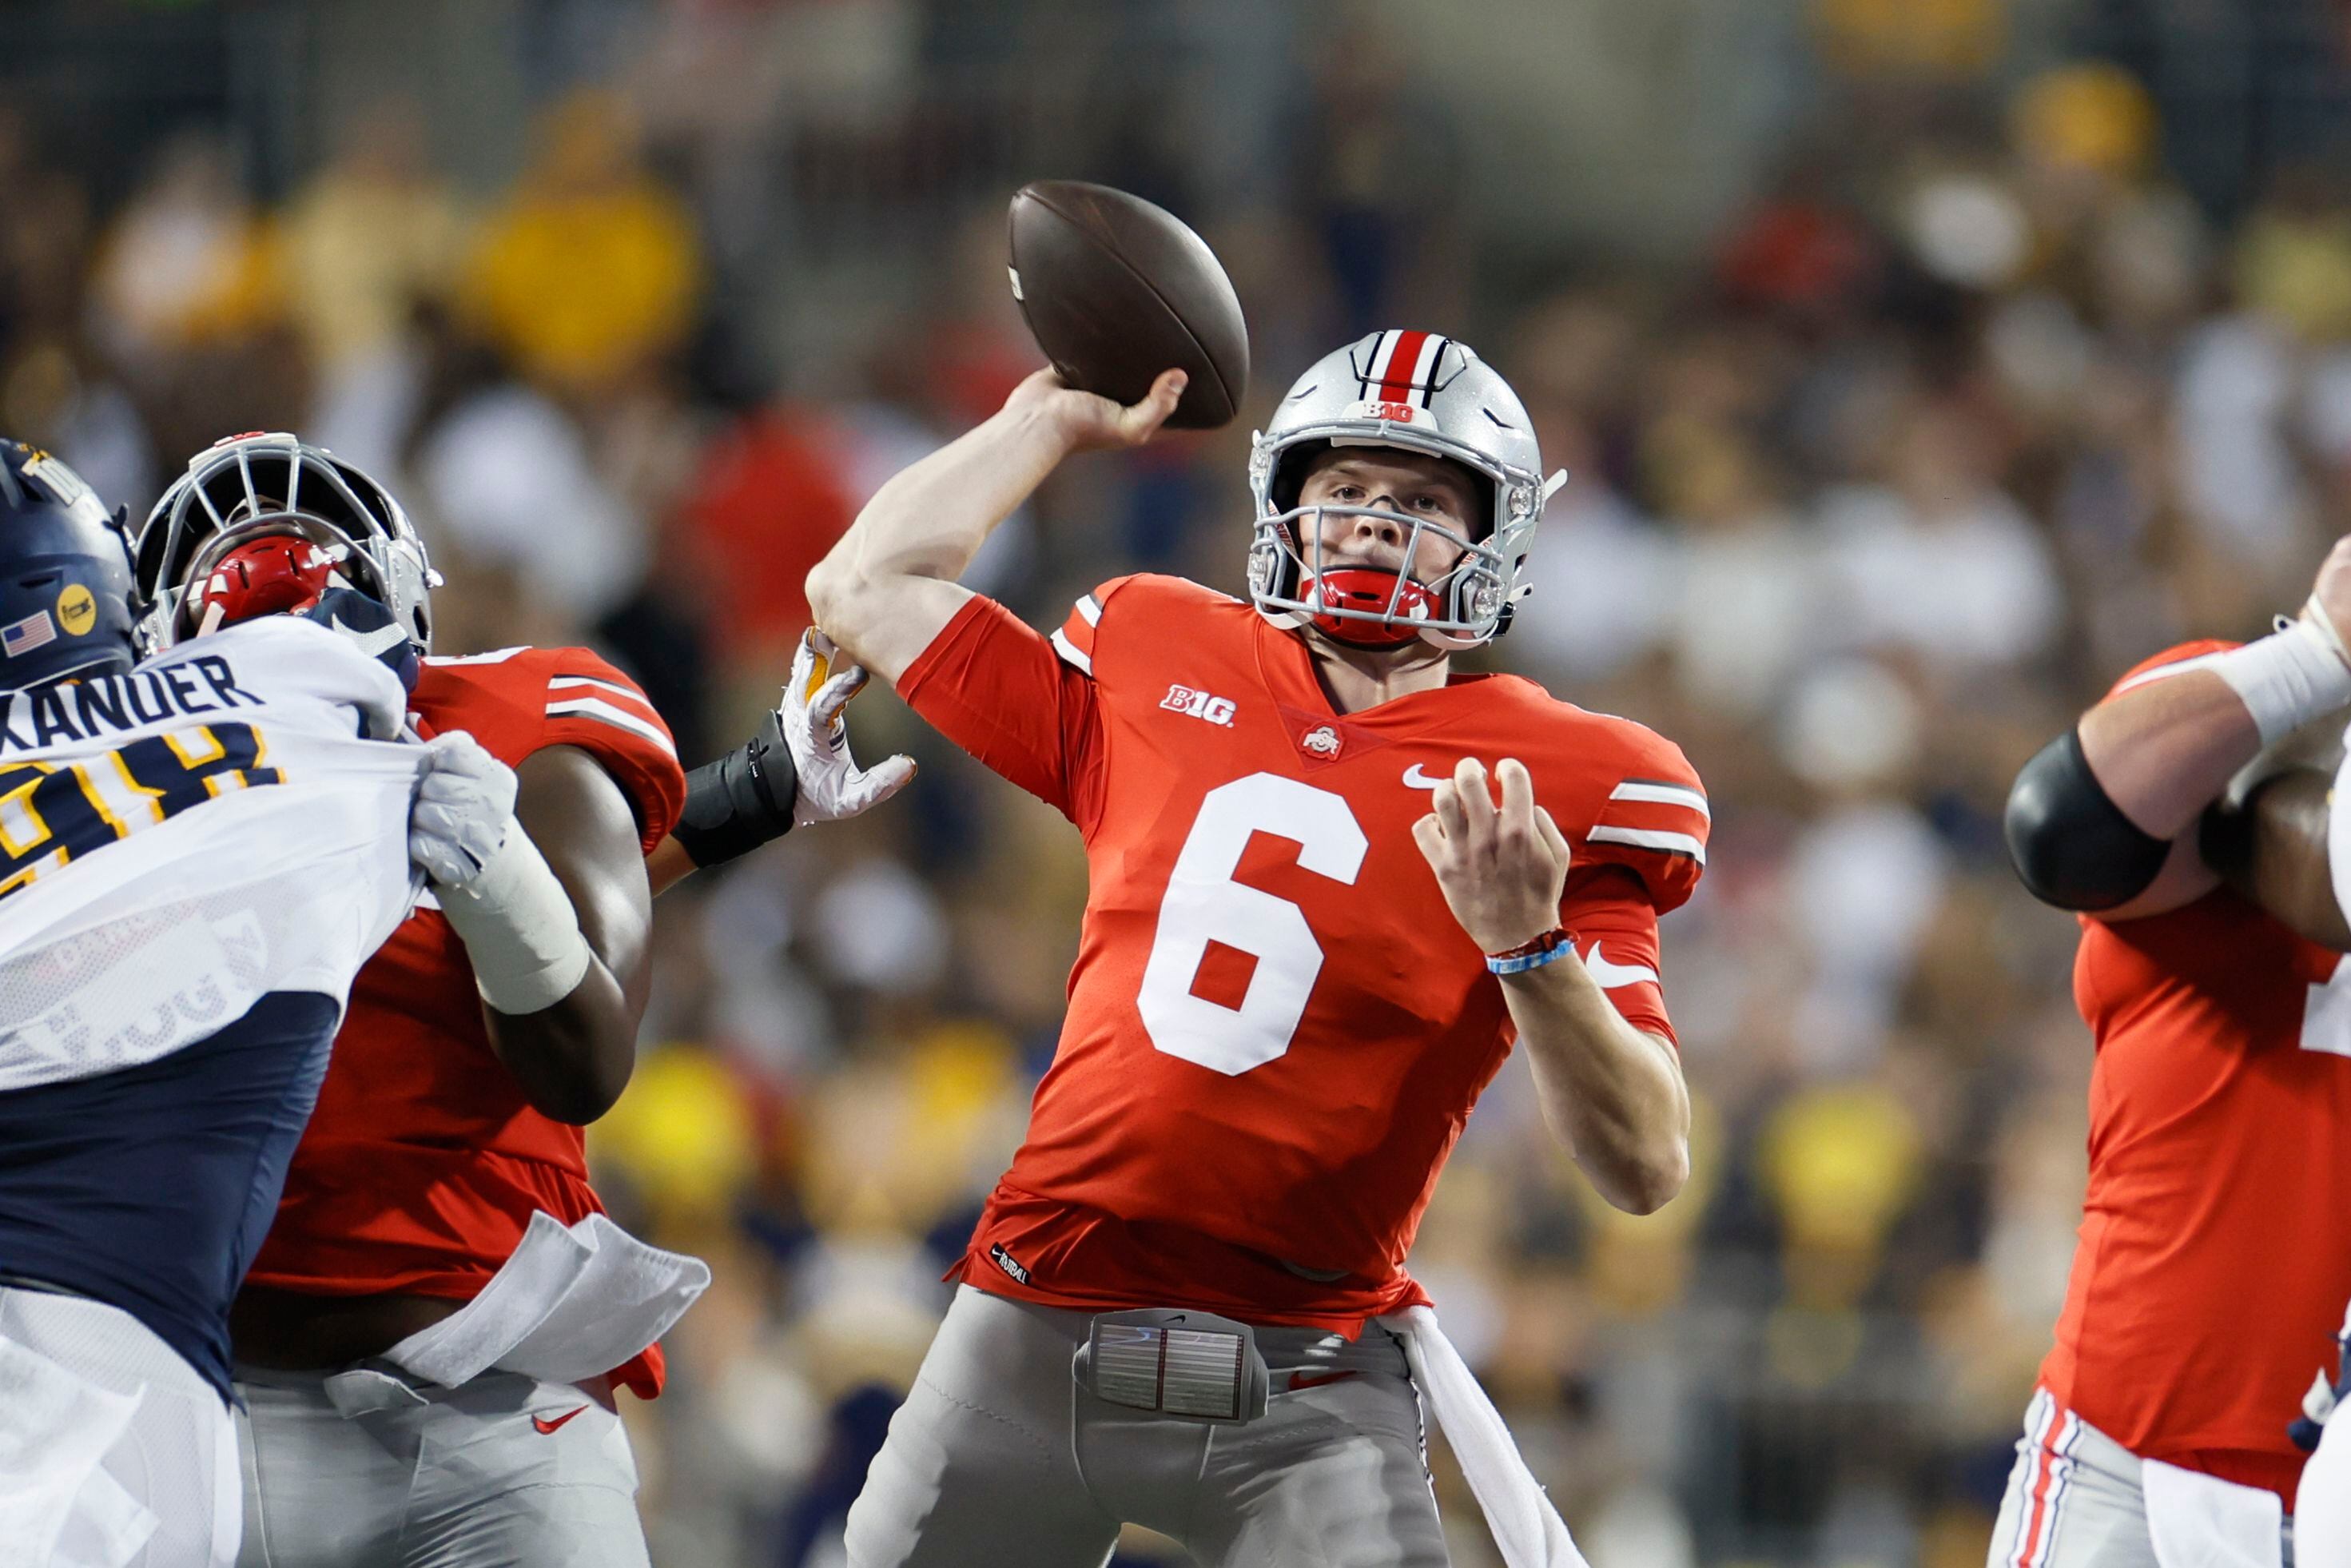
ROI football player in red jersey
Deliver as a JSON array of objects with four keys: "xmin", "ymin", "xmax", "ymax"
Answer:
[
  {"xmin": 127, "ymin": 433, "xmax": 909, "ymax": 1568},
  {"xmin": 1996, "ymin": 539, "xmax": 2351, "ymax": 1568},
  {"xmin": 808, "ymin": 329, "xmax": 1705, "ymax": 1567}
]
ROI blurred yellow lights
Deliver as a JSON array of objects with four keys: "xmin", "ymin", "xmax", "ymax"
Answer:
[{"xmin": 2012, "ymin": 64, "xmax": 2160, "ymax": 180}]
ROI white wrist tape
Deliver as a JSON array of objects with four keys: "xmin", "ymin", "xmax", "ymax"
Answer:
[
  {"xmin": 433, "ymin": 818, "xmax": 595, "ymax": 1015},
  {"xmin": 2213, "ymin": 615, "xmax": 2351, "ymax": 742}
]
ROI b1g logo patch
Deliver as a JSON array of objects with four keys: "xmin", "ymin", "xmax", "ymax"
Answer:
[
  {"xmin": 1161, "ymin": 683, "xmax": 1237, "ymax": 727},
  {"xmin": 56, "ymin": 584, "xmax": 94, "ymax": 636}
]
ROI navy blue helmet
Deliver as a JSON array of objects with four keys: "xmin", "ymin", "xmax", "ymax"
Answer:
[{"xmin": 0, "ymin": 441, "xmax": 138, "ymax": 693}]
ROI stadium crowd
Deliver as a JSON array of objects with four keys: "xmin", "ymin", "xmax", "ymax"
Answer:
[{"xmin": 10, "ymin": 2, "xmax": 2351, "ymax": 1562}]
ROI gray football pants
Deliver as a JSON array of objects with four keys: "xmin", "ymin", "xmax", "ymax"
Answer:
[
  {"xmin": 1986, "ymin": 1389, "xmax": 2294, "ymax": 1568},
  {"xmin": 231, "ymin": 1362, "xmax": 648, "ymax": 1568},
  {"xmin": 845, "ymin": 1283, "xmax": 1450, "ymax": 1568}
]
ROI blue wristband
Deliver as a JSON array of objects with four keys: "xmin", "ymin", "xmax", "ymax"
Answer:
[{"xmin": 1486, "ymin": 929, "xmax": 1574, "ymax": 975}]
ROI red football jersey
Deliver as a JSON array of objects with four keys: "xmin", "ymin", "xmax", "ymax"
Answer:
[
  {"xmin": 900, "ymin": 575, "xmax": 1706, "ymax": 1331},
  {"xmin": 2038, "ymin": 640, "xmax": 2351, "ymax": 1501},
  {"xmin": 243, "ymin": 645, "xmax": 686, "ymax": 1397}
]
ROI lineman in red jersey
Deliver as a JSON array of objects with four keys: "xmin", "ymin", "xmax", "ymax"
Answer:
[
  {"xmin": 1998, "ymin": 539, "xmax": 2351, "ymax": 1568},
  {"xmin": 810, "ymin": 330, "xmax": 1705, "ymax": 1567},
  {"xmin": 129, "ymin": 435, "xmax": 910, "ymax": 1568}
]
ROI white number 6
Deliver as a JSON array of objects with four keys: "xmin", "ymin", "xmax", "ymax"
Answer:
[{"xmin": 1137, "ymin": 773, "xmax": 1367, "ymax": 1076}]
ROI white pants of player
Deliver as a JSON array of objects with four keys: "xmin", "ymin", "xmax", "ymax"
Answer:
[
  {"xmin": 1986, "ymin": 1388, "xmax": 2296, "ymax": 1568},
  {"xmin": 2302, "ymin": 1412, "xmax": 2351, "ymax": 1567},
  {"xmin": 231, "ymin": 1362, "xmax": 647, "ymax": 1568},
  {"xmin": 0, "ymin": 1283, "xmax": 241, "ymax": 1568},
  {"xmin": 845, "ymin": 1283, "xmax": 1449, "ymax": 1568}
]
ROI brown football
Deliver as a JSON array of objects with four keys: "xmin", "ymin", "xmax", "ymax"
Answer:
[{"xmin": 1006, "ymin": 181, "xmax": 1248, "ymax": 430}]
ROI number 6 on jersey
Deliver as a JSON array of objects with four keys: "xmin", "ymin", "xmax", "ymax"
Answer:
[{"xmin": 1136, "ymin": 773, "xmax": 1367, "ymax": 1075}]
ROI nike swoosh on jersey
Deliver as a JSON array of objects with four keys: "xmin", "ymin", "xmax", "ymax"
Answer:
[
  {"xmin": 329, "ymin": 615, "xmax": 409, "ymax": 659},
  {"xmin": 1584, "ymin": 941, "xmax": 1659, "ymax": 990},
  {"xmin": 1402, "ymin": 764, "xmax": 1445, "ymax": 789},
  {"xmin": 531, "ymin": 1406, "xmax": 591, "ymax": 1435}
]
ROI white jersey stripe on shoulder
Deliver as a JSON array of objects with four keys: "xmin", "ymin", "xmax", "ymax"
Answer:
[
  {"xmin": 1075, "ymin": 594, "xmax": 1103, "ymax": 627},
  {"xmin": 548, "ymin": 673, "xmax": 652, "ymax": 708},
  {"xmin": 1049, "ymin": 627, "xmax": 1093, "ymax": 676},
  {"xmin": 1588, "ymin": 825, "xmax": 1706, "ymax": 865},
  {"xmin": 2113, "ymin": 651, "xmax": 2233, "ymax": 694},
  {"xmin": 424, "ymin": 647, "xmax": 529, "ymax": 667},
  {"xmin": 1608, "ymin": 781, "xmax": 1710, "ymax": 818},
  {"xmin": 546, "ymin": 697, "xmax": 677, "ymax": 757}
]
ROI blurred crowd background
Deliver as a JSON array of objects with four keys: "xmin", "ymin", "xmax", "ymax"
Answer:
[{"xmin": 13, "ymin": 0, "xmax": 2351, "ymax": 1562}]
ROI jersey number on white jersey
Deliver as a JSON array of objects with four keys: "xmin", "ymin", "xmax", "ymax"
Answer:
[
  {"xmin": 1138, "ymin": 773, "xmax": 1368, "ymax": 1076},
  {"xmin": 0, "ymin": 722, "xmax": 280, "ymax": 897}
]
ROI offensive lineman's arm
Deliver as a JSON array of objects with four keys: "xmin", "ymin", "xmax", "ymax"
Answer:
[
  {"xmin": 806, "ymin": 368, "xmax": 1187, "ymax": 683},
  {"xmin": 2007, "ymin": 536, "xmax": 2351, "ymax": 920},
  {"xmin": 484, "ymin": 746, "xmax": 653, "ymax": 1122},
  {"xmin": 2200, "ymin": 768, "xmax": 2351, "ymax": 951},
  {"xmin": 1414, "ymin": 758, "xmax": 1690, "ymax": 1216},
  {"xmin": 408, "ymin": 738, "xmax": 651, "ymax": 1124}
]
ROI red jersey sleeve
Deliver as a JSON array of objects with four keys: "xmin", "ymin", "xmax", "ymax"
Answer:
[
  {"xmin": 1560, "ymin": 866, "xmax": 1677, "ymax": 1043},
  {"xmin": 1575, "ymin": 727, "xmax": 1709, "ymax": 915},
  {"xmin": 898, "ymin": 582, "xmax": 1128, "ymax": 834},
  {"xmin": 535, "ymin": 649, "xmax": 686, "ymax": 853},
  {"xmin": 2100, "ymin": 639, "xmax": 2242, "ymax": 703}
]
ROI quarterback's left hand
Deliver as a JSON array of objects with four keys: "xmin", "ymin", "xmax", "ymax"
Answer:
[
  {"xmin": 784, "ymin": 628, "xmax": 916, "ymax": 826},
  {"xmin": 1411, "ymin": 757, "xmax": 1572, "ymax": 954}
]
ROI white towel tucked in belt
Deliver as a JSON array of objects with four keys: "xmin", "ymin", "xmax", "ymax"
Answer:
[
  {"xmin": 2143, "ymin": 1459, "xmax": 2284, "ymax": 1568},
  {"xmin": 0, "ymin": 1332, "xmax": 155, "ymax": 1568},
  {"xmin": 1378, "ymin": 1304, "xmax": 1589, "ymax": 1568},
  {"xmin": 384, "ymin": 1210, "xmax": 710, "ymax": 1389}
]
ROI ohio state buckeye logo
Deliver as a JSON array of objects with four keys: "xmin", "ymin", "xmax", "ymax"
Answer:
[{"xmin": 1302, "ymin": 726, "xmax": 1340, "ymax": 757}]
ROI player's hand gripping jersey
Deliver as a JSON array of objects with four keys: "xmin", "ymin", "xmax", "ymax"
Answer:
[
  {"xmin": 2040, "ymin": 641, "xmax": 2351, "ymax": 1503},
  {"xmin": 243, "ymin": 643, "xmax": 686, "ymax": 1395},
  {"xmin": 901, "ymin": 574, "xmax": 1707, "ymax": 1327}
]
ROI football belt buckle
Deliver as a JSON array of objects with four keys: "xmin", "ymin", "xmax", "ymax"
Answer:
[{"xmin": 1072, "ymin": 1308, "xmax": 1270, "ymax": 1423}]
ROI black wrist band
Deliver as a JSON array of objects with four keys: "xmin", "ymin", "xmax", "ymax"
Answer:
[{"xmin": 673, "ymin": 707, "xmax": 798, "ymax": 867}]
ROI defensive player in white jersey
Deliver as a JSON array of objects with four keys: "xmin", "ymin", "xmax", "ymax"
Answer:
[{"xmin": 0, "ymin": 440, "xmax": 519, "ymax": 1568}]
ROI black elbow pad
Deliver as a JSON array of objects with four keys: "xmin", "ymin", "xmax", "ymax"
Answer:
[
  {"xmin": 2004, "ymin": 728, "xmax": 2170, "ymax": 911},
  {"xmin": 672, "ymin": 707, "xmax": 799, "ymax": 869}
]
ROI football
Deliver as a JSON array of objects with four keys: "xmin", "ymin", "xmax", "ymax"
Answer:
[{"xmin": 1006, "ymin": 181, "xmax": 1249, "ymax": 430}]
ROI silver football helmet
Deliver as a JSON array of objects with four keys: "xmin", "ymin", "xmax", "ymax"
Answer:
[
  {"xmin": 134, "ymin": 432, "xmax": 439, "ymax": 654},
  {"xmin": 1247, "ymin": 330, "xmax": 1565, "ymax": 650}
]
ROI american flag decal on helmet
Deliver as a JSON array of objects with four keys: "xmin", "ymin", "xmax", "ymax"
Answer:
[{"xmin": 1354, "ymin": 330, "xmax": 1451, "ymax": 408}]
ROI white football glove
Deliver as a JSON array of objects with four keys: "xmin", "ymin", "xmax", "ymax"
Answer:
[
  {"xmin": 783, "ymin": 629, "xmax": 915, "ymax": 826},
  {"xmin": 408, "ymin": 730, "xmax": 517, "ymax": 889}
]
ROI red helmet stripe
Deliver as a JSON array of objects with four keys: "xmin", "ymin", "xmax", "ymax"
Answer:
[{"xmin": 1377, "ymin": 330, "xmax": 1430, "ymax": 401}]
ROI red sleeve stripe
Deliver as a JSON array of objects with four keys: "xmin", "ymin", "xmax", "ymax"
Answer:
[
  {"xmin": 1607, "ymin": 779, "xmax": 1709, "ymax": 819},
  {"xmin": 1048, "ymin": 627, "xmax": 1093, "ymax": 676},
  {"xmin": 1588, "ymin": 825, "xmax": 1706, "ymax": 866},
  {"xmin": 550, "ymin": 673, "xmax": 657, "ymax": 713},
  {"xmin": 546, "ymin": 696, "xmax": 677, "ymax": 757}
]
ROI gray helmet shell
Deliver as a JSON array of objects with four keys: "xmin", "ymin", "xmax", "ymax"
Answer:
[{"xmin": 136, "ymin": 433, "xmax": 437, "ymax": 655}]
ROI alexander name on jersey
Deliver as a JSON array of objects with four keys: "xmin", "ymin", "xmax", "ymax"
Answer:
[{"xmin": 0, "ymin": 653, "xmax": 263, "ymax": 753}]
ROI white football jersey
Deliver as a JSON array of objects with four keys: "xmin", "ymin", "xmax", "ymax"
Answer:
[{"xmin": 0, "ymin": 615, "xmax": 424, "ymax": 1090}]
